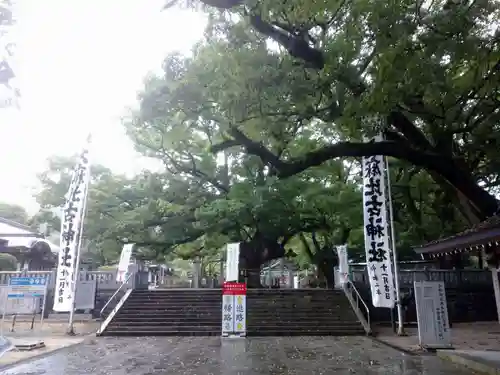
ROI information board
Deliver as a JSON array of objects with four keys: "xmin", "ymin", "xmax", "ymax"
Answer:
[
  {"xmin": 75, "ymin": 280, "xmax": 97, "ymax": 310},
  {"xmin": 221, "ymin": 282, "xmax": 246, "ymax": 337},
  {"xmin": 414, "ymin": 281, "xmax": 452, "ymax": 349},
  {"xmin": 1, "ymin": 276, "xmax": 49, "ymax": 334},
  {"xmin": 7, "ymin": 276, "xmax": 47, "ymax": 298}
]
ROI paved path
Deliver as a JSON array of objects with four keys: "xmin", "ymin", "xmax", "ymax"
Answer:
[{"xmin": 0, "ymin": 336, "xmax": 477, "ymax": 374}]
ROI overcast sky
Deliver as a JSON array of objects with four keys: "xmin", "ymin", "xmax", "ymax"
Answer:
[{"xmin": 0, "ymin": 0, "xmax": 206, "ymax": 214}]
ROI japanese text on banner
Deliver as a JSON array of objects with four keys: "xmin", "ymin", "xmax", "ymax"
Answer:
[
  {"xmin": 221, "ymin": 294, "xmax": 234, "ymax": 334},
  {"xmin": 362, "ymin": 136, "xmax": 395, "ymax": 308},
  {"xmin": 221, "ymin": 282, "xmax": 246, "ymax": 336},
  {"xmin": 53, "ymin": 146, "xmax": 90, "ymax": 312}
]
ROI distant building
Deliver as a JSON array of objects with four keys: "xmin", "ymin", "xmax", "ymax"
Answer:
[{"xmin": 0, "ymin": 217, "xmax": 59, "ymax": 270}]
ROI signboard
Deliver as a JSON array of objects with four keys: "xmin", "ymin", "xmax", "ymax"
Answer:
[
  {"xmin": 414, "ymin": 281, "xmax": 452, "ymax": 348},
  {"xmin": 221, "ymin": 282, "xmax": 247, "ymax": 337},
  {"xmin": 7, "ymin": 276, "xmax": 47, "ymax": 298},
  {"xmin": 225, "ymin": 243, "xmax": 240, "ymax": 282},
  {"xmin": 75, "ymin": 280, "xmax": 97, "ymax": 310},
  {"xmin": 1, "ymin": 276, "xmax": 49, "ymax": 334},
  {"xmin": 362, "ymin": 135, "xmax": 396, "ymax": 308},
  {"xmin": 116, "ymin": 244, "xmax": 134, "ymax": 282}
]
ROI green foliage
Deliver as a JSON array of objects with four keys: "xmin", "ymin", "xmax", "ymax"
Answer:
[
  {"xmin": 0, "ymin": 253, "xmax": 17, "ymax": 271},
  {"xmin": 33, "ymin": 0, "xmax": 500, "ymax": 272},
  {"xmin": 0, "ymin": 203, "xmax": 29, "ymax": 225}
]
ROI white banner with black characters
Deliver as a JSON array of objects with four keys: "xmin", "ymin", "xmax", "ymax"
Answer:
[
  {"xmin": 53, "ymin": 139, "xmax": 91, "ymax": 312},
  {"xmin": 362, "ymin": 135, "xmax": 396, "ymax": 308}
]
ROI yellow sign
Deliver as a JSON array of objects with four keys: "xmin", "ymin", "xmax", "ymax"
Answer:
[
  {"xmin": 237, "ymin": 295, "xmax": 243, "ymax": 304},
  {"xmin": 237, "ymin": 322, "xmax": 242, "ymax": 330}
]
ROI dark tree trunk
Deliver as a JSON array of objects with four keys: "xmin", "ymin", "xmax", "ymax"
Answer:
[
  {"xmin": 317, "ymin": 259, "xmax": 336, "ymax": 289},
  {"xmin": 238, "ymin": 236, "xmax": 285, "ymax": 288}
]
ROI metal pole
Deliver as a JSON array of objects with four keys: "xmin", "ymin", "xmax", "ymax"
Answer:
[
  {"xmin": 67, "ymin": 188, "xmax": 90, "ymax": 335},
  {"xmin": 385, "ymin": 156, "xmax": 405, "ymax": 336}
]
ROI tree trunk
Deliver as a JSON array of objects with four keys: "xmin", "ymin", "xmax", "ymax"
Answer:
[
  {"xmin": 318, "ymin": 259, "xmax": 335, "ymax": 289},
  {"xmin": 238, "ymin": 236, "xmax": 285, "ymax": 288}
]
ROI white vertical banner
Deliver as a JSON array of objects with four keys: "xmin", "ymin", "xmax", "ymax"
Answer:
[
  {"xmin": 336, "ymin": 244, "xmax": 349, "ymax": 285},
  {"xmin": 362, "ymin": 135, "xmax": 396, "ymax": 308},
  {"xmin": 225, "ymin": 243, "xmax": 240, "ymax": 282},
  {"xmin": 116, "ymin": 244, "xmax": 134, "ymax": 282},
  {"xmin": 53, "ymin": 140, "xmax": 91, "ymax": 312},
  {"xmin": 234, "ymin": 294, "xmax": 246, "ymax": 335},
  {"xmin": 221, "ymin": 293, "xmax": 234, "ymax": 335}
]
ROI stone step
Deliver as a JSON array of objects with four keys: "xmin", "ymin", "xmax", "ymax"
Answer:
[
  {"xmin": 247, "ymin": 320, "xmax": 360, "ymax": 329},
  {"xmin": 100, "ymin": 329, "xmax": 220, "ymax": 337},
  {"xmin": 246, "ymin": 290, "xmax": 345, "ymax": 295},
  {"xmin": 124, "ymin": 303, "xmax": 222, "ymax": 307},
  {"xmin": 247, "ymin": 316, "xmax": 359, "ymax": 322},
  {"xmin": 114, "ymin": 313, "xmax": 221, "ymax": 319},
  {"xmin": 119, "ymin": 309, "xmax": 222, "ymax": 314},
  {"xmin": 100, "ymin": 288, "xmax": 365, "ymax": 337},
  {"xmin": 246, "ymin": 329, "xmax": 365, "ymax": 336},
  {"xmin": 108, "ymin": 322, "xmax": 221, "ymax": 328},
  {"xmin": 105, "ymin": 325, "xmax": 220, "ymax": 332},
  {"xmin": 248, "ymin": 304, "xmax": 352, "ymax": 309},
  {"xmin": 112, "ymin": 319, "xmax": 221, "ymax": 325},
  {"xmin": 117, "ymin": 310, "xmax": 221, "ymax": 316}
]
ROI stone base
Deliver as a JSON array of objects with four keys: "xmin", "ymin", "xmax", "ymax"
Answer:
[{"xmin": 13, "ymin": 339, "xmax": 45, "ymax": 351}]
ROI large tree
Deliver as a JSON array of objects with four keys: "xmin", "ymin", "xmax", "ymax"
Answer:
[
  {"xmin": 162, "ymin": 0, "xmax": 499, "ymax": 224},
  {"xmin": 125, "ymin": 42, "xmax": 470, "ymax": 285}
]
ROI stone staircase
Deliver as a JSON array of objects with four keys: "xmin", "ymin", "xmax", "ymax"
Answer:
[
  {"xmin": 247, "ymin": 289, "xmax": 366, "ymax": 336},
  {"xmin": 98, "ymin": 288, "xmax": 367, "ymax": 337},
  {"xmin": 99, "ymin": 289, "xmax": 222, "ymax": 336}
]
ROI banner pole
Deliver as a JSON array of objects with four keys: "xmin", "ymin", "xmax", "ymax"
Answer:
[
  {"xmin": 67, "ymin": 189, "xmax": 89, "ymax": 335},
  {"xmin": 385, "ymin": 155, "xmax": 405, "ymax": 335}
]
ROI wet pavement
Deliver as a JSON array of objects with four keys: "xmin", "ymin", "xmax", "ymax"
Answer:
[{"xmin": 0, "ymin": 336, "xmax": 478, "ymax": 374}]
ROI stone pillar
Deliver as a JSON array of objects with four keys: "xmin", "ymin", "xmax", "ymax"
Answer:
[
  {"xmin": 265, "ymin": 261, "xmax": 272, "ymax": 287},
  {"xmin": 279, "ymin": 259, "xmax": 284, "ymax": 287},
  {"xmin": 286, "ymin": 270, "xmax": 293, "ymax": 288},
  {"xmin": 192, "ymin": 258, "xmax": 201, "ymax": 288},
  {"xmin": 219, "ymin": 258, "xmax": 224, "ymax": 285}
]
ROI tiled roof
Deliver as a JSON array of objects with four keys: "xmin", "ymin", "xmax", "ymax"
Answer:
[{"xmin": 414, "ymin": 214, "xmax": 500, "ymax": 255}]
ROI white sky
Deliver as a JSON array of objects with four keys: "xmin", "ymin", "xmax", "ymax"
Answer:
[{"xmin": 0, "ymin": 0, "xmax": 206, "ymax": 214}]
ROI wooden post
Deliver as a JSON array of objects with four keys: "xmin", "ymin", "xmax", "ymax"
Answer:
[{"xmin": 491, "ymin": 268, "xmax": 500, "ymax": 324}]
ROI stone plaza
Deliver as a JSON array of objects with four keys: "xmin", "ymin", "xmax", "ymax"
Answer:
[{"xmin": 0, "ymin": 336, "xmax": 477, "ymax": 375}]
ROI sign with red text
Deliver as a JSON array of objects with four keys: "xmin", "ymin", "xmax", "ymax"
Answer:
[{"xmin": 221, "ymin": 282, "xmax": 246, "ymax": 337}]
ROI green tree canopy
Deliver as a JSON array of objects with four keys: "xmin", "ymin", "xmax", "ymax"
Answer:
[{"xmin": 162, "ymin": 0, "xmax": 499, "ymax": 224}]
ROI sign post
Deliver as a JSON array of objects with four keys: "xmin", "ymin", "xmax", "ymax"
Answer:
[
  {"xmin": 1, "ymin": 276, "xmax": 48, "ymax": 335},
  {"xmin": 221, "ymin": 282, "xmax": 246, "ymax": 338},
  {"xmin": 414, "ymin": 281, "xmax": 452, "ymax": 349}
]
